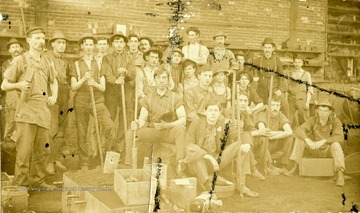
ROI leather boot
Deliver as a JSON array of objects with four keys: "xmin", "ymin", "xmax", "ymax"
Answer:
[{"xmin": 336, "ymin": 169, "xmax": 345, "ymax": 187}]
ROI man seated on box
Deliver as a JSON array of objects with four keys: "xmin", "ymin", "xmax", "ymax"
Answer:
[
  {"xmin": 254, "ymin": 94, "xmax": 293, "ymax": 174},
  {"xmin": 182, "ymin": 101, "xmax": 259, "ymax": 197},
  {"xmin": 285, "ymin": 99, "xmax": 345, "ymax": 186},
  {"xmin": 124, "ymin": 68, "xmax": 187, "ymax": 169}
]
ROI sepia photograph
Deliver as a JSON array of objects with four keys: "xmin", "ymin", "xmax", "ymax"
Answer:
[{"xmin": 0, "ymin": 0, "xmax": 359, "ymax": 212}]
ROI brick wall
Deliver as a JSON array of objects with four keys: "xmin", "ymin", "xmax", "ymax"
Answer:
[{"xmin": 1, "ymin": 0, "xmax": 326, "ymax": 50}]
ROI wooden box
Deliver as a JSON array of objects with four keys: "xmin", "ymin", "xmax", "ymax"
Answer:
[
  {"xmin": 1, "ymin": 172, "xmax": 12, "ymax": 187},
  {"xmin": 114, "ymin": 169, "xmax": 151, "ymax": 206},
  {"xmin": 170, "ymin": 177, "xmax": 197, "ymax": 212},
  {"xmin": 299, "ymin": 158, "xmax": 334, "ymax": 176}
]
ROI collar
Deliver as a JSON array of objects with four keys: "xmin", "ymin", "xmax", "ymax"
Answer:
[
  {"xmin": 197, "ymin": 84, "xmax": 209, "ymax": 93},
  {"xmin": 155, "ymin": 88, "xmax": 170, "ymax": 97},
  {"xmin": 52, "ymin": 51, "xmax": 63, "ymax": 59},
  {"xmin": 113, "ymin": 50, "xmax": 124, "ymax": 56},
  {"xmin": 214, "ymin": 46, "xmax": 225, "ymax": 51},
  {"xmin": 213, "ymin": 82, "xmax": 225, "ymax": 87},
  {"xmin": 144, "ymin": 66, "xmax": 157, "ymax": 73}
]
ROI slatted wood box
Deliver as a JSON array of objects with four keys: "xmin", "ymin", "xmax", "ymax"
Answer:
[
  {"xmin": 299, "ymin": 158, "xmax": 334, "ymax": 176},
  {"xmin": 114, "ymin": 169, "xmax": 151, "ymax": 206}
]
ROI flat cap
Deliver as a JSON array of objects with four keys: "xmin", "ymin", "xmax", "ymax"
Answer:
[
  {"xmin": 49, "ymin": 31, "xmax": 68, "ymax": 44},
  {"xmin": 26, "ymin": 26, "xmax": 46, "ymax": 37}
]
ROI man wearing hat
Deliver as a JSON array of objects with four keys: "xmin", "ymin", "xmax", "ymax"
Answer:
[
  {"xmin": 209, "ymin": 32, "xmax": 237, "ymax": 77},
  {"xmin": 286, "ymin": 100, "xmax": 345, "ymax": 186},
  {"xmin": 182, "ymin": 26, "xmax": 209, "ymax": 66},
  {"xmin": 1, "ymin": 27, "xmax": 58, "ymax": 188},
  {"xmin": 125, "ymin": 68, "xmax": 187, "ymax": 168},
  {"xmin": 101, "ymin": 32, "xmax": 136, "ymax": 152},
  {"xmin": 136, "ymin": 47, "xmax": 163, "ymax": 101},
  {"xmin": 45, "ymin": 31, "xmax": 70, "ymax": 175},
  {"xmin": 139, "ymin": 36, "xmax": 154, "ymax": 54},
  {"xmin": 228, "ymin": 51, "xmax": 253, "ymax": 88},
  {"xmin": 1, "ymin": 38, "xmax": 23, "ymax": 150},
  {"xmin": 70, "ymin": 34, "xmax": 116, "ymax": 170},
  {"xmin": 211, "ymin": 66, "xmax": 231, "ymax": 110},
  {"xmin": 251, "ymin": 37, "xmax": 289, "ymax": 118}
]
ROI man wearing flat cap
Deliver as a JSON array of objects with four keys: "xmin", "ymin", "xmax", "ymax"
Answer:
[
  {"xmin": 1, "ymin": 38, "xmax": 23, "ymax": 150},
  {"xmin": 286, "ymin": 99, "xmax": 346, "ymax": 186},
  {"xmin": 251, "ymin": 37, "xmax": 289, "ymax": 118},
  {"xmin": 1, "ymin": 27, "xmax": 58, "ymax": 188},
  {"xmin": 45, "ymin": 31, "xmax": 70, "ymax": 175},
  {"xmin": 209, "ymin": 31, "xmax": 237, "ymax": 79},
  {"xmin": 101, "ymin": 32, "xmax": 136, "ymax": 152},
  {"xmin": 70, "ymin": 34, "xmax": 116, "ymax": 170}
]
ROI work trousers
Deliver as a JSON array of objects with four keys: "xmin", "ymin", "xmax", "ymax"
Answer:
[
  {"xmin": 14, "ymin": 122, "xmax": 49, "ymax": 186},
  {"xmin": 187, "ymin": 141, "xmax": 251, "ymax": 190},
  {"xmin": 48, "ymin": 84, "xmax": 70, "ymax": 162},
  {"xmin": 3, "ymin": 99, "xmax": 17, "ymax": 143},
  {"xmin": 125, "ymin": 125, "xmax": 187, "ymax": 165},
  {"xmin": 289, "ymin": 137, "xmax": 345, "ymax": 171},
  {"xmin": 75, "ymin": 103, "xmax": 116, "ymax": 167},
  {"xmin": 288, "ymin": 95, "xmax": 309, "ymax": 126}
]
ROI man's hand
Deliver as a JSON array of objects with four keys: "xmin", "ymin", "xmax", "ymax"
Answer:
[
  {"xmin": 84, "ymin": 71, "xmax": 92, "ymax": 80},
  {"xmin": 253, "ymin": 77, "xmax": 259, "ymax": 82},
  {"xmin": 258, "ymin": 128, "xmax": 272, "ymax": 137},
  {"xmin": 154, "ymin": 121, "xmax": 167, "ymax": 130},
  {"xmin": 115, "ymin": 76, "xmax": 125, "ymax": 85},
  {"xmin": 240, "ymin": 143, "xmax": 251, "ymax": 153},
  {"xmin": 17, "ymin": 80, "xmax": 32, "ymax": 91},
  {"xmin": 314, "ymin": 140, "xmax": 326, "ymax": 149},
  {"xmin": 130, "ymin": 120, "xmax": 139, "ymax": 131},
  {"xmin": 304, "ymin": 102, "xmax": 310, "ymax": 110},
  {"xmin": 87, "ymin": 78, "xmax": 96, "ymax": 86},
  {"xmin": 117, "ymin": 67, "xmax": 128, "ymax": 76},
  {"xmin": 47, "ymin": 96, "xmax": 57, "ymax": 106},
  {"xmin": 245, "ymin": 106, "xmax": 253, "ymax": 114},
  {"xmin": 305, "ymin": 138, "xmax": 317, "ymax": 149},
  {"xmin": 275, "ymin": 89, "xmax": 282, "ymax": 96}
]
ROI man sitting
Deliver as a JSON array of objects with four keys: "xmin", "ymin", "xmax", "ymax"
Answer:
[{"xmin": 286, "ymin": 99, "xmax": 345, "ymax": 186}]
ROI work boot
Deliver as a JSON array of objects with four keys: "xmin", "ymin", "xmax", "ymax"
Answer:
[
  {"xmin": 55, "ymin": 161, "xmax": 67, "ymax": 171},
  {"xmin": 251, "ymin": 169, "xmax": 266, "ymax": 181},
  {"xmin": 283, "ymin": 164, "xmax": 298, "ymax": 176},
  {"xmin": 46, "ymin": 162, "xmax": 56, "ymax": 175},
  {"xmin": 336, "ymin": 169, "xmax": 345, "ymax": 187}
]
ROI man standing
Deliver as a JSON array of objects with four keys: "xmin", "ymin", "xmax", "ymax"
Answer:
[
  {"xmin": 45, "ymin": 31, "xmax": 70, "ymax": 174},
  {"xmin": 136, "ymin": 48, "xmax": 163, "ymax": 101},
  {"xmin": 182, "ymin": 27, "xmax": 209, "ymax": 67},
  {"xmin": 70, "ymin": 34, "xmax": 116, "ymax": 170},
  {"xmin": 139, "ymin": 36, "xmax": 154, "ymax": 54},
  {"xmin": 1, "ymin": 38, "xmax": 23, "ymax": 149},
  {"xmin": 102, "ymin": 32, "xmax": 136, "ymax": 152},
  {"xmin": 125, "ymin": 69, "xmax": 187, "ymax": 168},
  {"xmin": 1, "ymin": 27, "xmax": 58, "ymax": 187},
  {"xmin": 251, "ymin": 37, "xmax": 289, "ymax": 117},
  {"xmin": 254, "ymin": 95, "xmax": 293, "ymax": 173},
  {"xmin": 286, "ymin": 100, "xmax": 345, "ymax": 186},
  {"xmin": 166, "ymin": 48, "xmax": 184, "ymax": 94},
  {"xmin": 209, "ymin": 32, "xmax": 237, "ymax": 75},
  {"xmin": 127, "ymin": 34, "xmax": 144, "ymax": 67},
  {"xmin": 184, "ymin": 65, "xmax": 215, "ymax": 124},
  {"xmin": 95, "ymin": 36, "xmax": 109, "ymax": 64}
]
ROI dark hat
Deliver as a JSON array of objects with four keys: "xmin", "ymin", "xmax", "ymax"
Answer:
[
  {"xmin": 143, "ymin": 47, "xmax": 163, "ymax": 61},
  {"xmin": 238, "ymin": 71, "xmax": 253, "ymax": 83},
  {"xmin": 6, "ymin": 38, "xmax": 23, "ymax": 49},
  {"xmin": 315, "ymin": 99, "xmax": 334, "ymax": 111},
  {"xmin": 26, "ymin": 26, "xmax": 45, "ymax": 37},
  {"xmin": 139, "ymin": 36, "xmax": 154, "ymax": 46},
  {"xmin": 171, "ymin": 48, "xmax": 184, "ymax": 57},
  {"xmin": 213, "ymin": 66, "xmax": 229, "ymax": 76},
  {"xmin": 234, "ymin": 50, "xmax": 246, "ymax": 58},
  {"xmin": 262, "ymin": 37, "xmax": 276, "ymax": 46},
  {"xmin": 293, "ymin": 54, "xmax": 306, "ymax": 63},
  {"xmin": 78, "ymin": 33, "xmax": 97, "ymax": 45},
  {"xmin": 49, "ymin": 31, "xmax": 68, "ymax": 44},
  {"xmin": 213, "ymin": 31, "xmax": 227, "ymax": 40},
  {"xmin": 181, "ymin": 58, "xmax": 197, "ymax": 69},
  {"xmin": 109, "ymin": 31, "xmax": 128, "ymax": 43}
]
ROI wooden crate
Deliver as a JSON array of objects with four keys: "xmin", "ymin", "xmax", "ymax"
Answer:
[
  {"xmin": 170, "ymin": 177, "xmax": 197, "ymax": 212},
  {"xmin": 1, "ymin": 172, "xmax": 12, "ymax": 187},
  {"xmin": 114, "ymin": 169, "xmax": 151, "ymax": 206},
  {"xmin": 82, "ymin": 191, "xmax": 148, "ymax": 213},
  {"xmin": 299, "ymin": 158, "xmax": 334, "ymax": 176}
]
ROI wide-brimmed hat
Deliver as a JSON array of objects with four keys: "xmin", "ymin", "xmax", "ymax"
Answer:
[
  {"xmin": 26, "ymin": 26, "xmax": 45, "ymax": 37},
  {"xmin": 109, "ymin": 31, "xmax": 128, "ymax": 43},
  {"xmin": 139, "ymin": 36, "xmax": 154, "ymax": 46},
  {"xmin": 171, "ymin": 48, "xmax": 184, "ymax": 57},
  {"xmin": 234, "ymin": 50, "xmax": 246, "ymax": 58},
  {"xmin": 78, "ymin": 33, "xmax": 97, "ymax": 45},
  {"xmin": 315, "ymin": 99, "xmax": 334, "ymax": 111},
  {"xmin": 237, "ymin": 71, "xmax": 253, "ymax": 83},
  {"xmin": 213, "ymin": 66, "xmax": 229, "ymax": 76},
  {"xmin": 49, "ymin": 31, "xmax": 68, "ymax": 44},
  {"xmin": 262, "ymin": 37, "xmax": 276, "ymax": 46},
  {"xmin": 6, "ymin": 38, "xmax": 23, "ymax": 49},
  {"xmin": 143, "ymin": 47, "xmax": 163, "ymax": 61},
  {"xmin": 213, "ymin": 31, "xmax": 227, "ymax": 40}
]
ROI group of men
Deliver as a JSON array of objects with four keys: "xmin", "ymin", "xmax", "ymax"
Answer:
[{"xmin": 1, "ymin": 26, "xmax": 346, "ymax": 197}]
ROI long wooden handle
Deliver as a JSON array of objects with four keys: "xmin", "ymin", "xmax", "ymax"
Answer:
[
  {"xmin": 132, "ymin": 81, "xmax": 139, "ymax": 169},
  {"xmin": 121, "ymin": 84, "xmax": 128, "ymax": 141},
  {"xmin": 232, "ymin": 69, "xmax": 237, "ymax": 122},
  {"xmin": 89, "ymin": 86, "xmax": 104, "ymax": 167},
  {"xmin": 263, "ymin": 75, "xmax": 274, "ymax": 171}
]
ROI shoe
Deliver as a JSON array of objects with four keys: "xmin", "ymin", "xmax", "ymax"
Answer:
[
  {"xmin": 283, "ymin": 164, "xmax": 298, "ymax": 177},
  {"xmin": 35, "ymin": 182, "xmax": 56, "ymax": 189},
  {"xmin": 241, "ymin": 187, "xmax": 259, "ymax": 198},
  {"xmin": 266, "ymin": 167, "xmax": 280, "ymax": 176},
  {"xmin": 336, "ymin": 170, "xmax": 345, "ymax": 187},
  {"xmin": 217, "ymin": 176, "xmax": 234, "ymax": 186},
  {"xmin": 269, "ymin": 165, "xmax": 284, "ymax": 174},
  {"xmin": 251, "ymin": 169, "xmax": 266, "ymax": 181},
  {"xmin": 45, "ymin": 163, "xmax": 56, "ymax": 175},
  {"xmin": 55, "ymin": 161, "xmax": 67, "ymax": 171}
]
